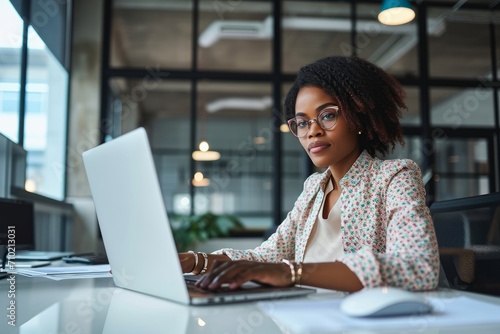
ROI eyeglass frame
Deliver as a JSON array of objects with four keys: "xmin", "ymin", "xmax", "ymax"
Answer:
[{"xmin": 287, "ymin": 106, "xmax": 340, "ymax": 138}]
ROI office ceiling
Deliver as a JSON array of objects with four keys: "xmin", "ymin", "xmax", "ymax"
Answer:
[{"xmin": 108, "ymin": 0, "xmax": 500, "ymax": 124}]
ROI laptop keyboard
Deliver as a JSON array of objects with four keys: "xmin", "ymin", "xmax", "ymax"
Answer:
[
  {"xmin": 185, "ymin": 278, "xmax": 233, "ymax": 294},
  {"xmin": 183, "ymin": 276, "xmax": 316, "ymax": 305},
  {"xmin": 186, "ymin": 281, "xmax": 209, "ymax": 293}
]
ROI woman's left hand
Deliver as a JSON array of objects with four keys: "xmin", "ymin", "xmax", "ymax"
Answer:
[{"xmin": 195, "ymin": 260, "xmax": 293, "ymax": 290}]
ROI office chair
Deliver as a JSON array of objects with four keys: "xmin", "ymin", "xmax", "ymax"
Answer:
[
  {"xmin": 432, "ymin": 211, "xmax": 475, "ymax": 289},
  {"xmin": 263, "ymin": 224, "xmax": 277, "ymax": 241}
]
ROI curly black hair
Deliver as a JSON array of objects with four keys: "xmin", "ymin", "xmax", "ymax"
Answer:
[{"xmin": 284, "ymin": 56, "xmax": 406, "ymax": 157}]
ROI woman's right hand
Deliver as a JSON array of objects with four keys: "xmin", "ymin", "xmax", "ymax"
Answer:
[{"xmin": 178, "ymin": 252, "xmax": 195, "ymax": 273}]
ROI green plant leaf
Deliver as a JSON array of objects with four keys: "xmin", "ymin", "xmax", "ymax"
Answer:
[{"xmin": 171, "ymin": 212, "xmax": 244, "ymax": 252}]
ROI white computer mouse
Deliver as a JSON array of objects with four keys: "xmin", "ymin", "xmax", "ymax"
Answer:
[{"xmin": 340, "ymin": 287, "xmax": 433, "ymax": 317}]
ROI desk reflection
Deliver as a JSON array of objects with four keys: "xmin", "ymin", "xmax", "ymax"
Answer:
[
  {"xmin": 3, "ymin": 276, "xmax": 283, "ymax": 334},
  {"xmin": 103, "ymin": 288, "xmax": 189, "ymax": 333},
  {"xmin": 103, "ymin": 287, "xmax": 283, "ymax": 334}
]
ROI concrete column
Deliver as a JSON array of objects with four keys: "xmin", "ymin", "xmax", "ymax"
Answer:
[{"xmin": 66, "ymin": 0, "xmax": 104, "ymax": 253}]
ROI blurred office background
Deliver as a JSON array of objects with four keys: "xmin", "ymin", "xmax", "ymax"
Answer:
[{"xmin": 0, "ymin": 0, "xmax": 499, "ymax": 252}]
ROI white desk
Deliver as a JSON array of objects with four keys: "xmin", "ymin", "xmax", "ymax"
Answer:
[{"xmin": 1, "ymin": 275, "xmax": 500, "ymax": 334}]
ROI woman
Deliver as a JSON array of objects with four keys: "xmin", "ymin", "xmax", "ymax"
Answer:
[{"xmin": 179, "ymin": 56, "xmax": 440, "ymax": 292}]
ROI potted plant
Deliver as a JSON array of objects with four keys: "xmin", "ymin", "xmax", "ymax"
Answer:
[{"xmin": 172, "ymin": 212, "xmax": 244, "ymax": 252}]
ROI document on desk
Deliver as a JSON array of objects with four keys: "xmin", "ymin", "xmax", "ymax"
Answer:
[
  {"xmin": 258, "ymin": 295, "xmax": 500, "ymax": 333},
  {"xmin": 8, "ymin": 264, "xmax": 112, "ymax": 280}
]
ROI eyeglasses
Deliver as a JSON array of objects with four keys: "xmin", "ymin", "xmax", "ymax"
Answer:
[{"xmin": 287, "ymin": 106, "xmax": 340, "ymax": 138}]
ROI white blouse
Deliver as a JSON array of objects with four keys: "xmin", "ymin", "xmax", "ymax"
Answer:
[{"xmin": 303, "ymin": 179, "xmax": 344, "ymax": 263}]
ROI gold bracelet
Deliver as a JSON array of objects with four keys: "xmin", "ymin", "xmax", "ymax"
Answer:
[
  {"xmin": 199, "ymin": 252, "xmax": 209, "ymax": 275},
  {"xmin": 296, "ymin": 262, "xmax": 303, "ymax": 285},
  {"xmin": 282, "ymin": 259, "xmax": 296, "ymax": 285},
  {"xmin": 187, "ymin": 250, "xmax": 198, "ymax": 273}
]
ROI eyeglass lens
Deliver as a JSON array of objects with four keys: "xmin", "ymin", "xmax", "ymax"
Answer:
[{"xmin": 288, "ymin": 107, "xmax": 339, "ymax": 137}]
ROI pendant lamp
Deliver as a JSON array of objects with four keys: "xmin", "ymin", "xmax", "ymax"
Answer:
[
  {"xmin": 378, "ymin": 0, "xmax": 415, "ymax": 26},
  {"xmin": 192, "ymin": 140, "xmax": 220, "ymax": 161}
]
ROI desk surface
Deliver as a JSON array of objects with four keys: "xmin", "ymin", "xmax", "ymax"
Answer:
[{"xmin": 2, "ymin": 275, "xmax": 500, "ymax": 334}]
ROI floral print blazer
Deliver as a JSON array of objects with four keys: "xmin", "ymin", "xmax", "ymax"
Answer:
[{"xmin": 215, "ymin": 151, "xmax": 440, "ymax": 291}]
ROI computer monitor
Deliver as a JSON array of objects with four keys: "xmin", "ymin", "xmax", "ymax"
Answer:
[
  {"xmin": 0, "ymin": 133, "xmax": 27, "ymax": 198},
  {"xmin": 0, "ymin": 198, "xmax": 35, "ymax": 251}
]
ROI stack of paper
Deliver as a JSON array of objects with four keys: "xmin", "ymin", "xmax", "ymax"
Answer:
[{"xmin": 7, "ymin": 264, "xmax": 112, "ymax": 281}]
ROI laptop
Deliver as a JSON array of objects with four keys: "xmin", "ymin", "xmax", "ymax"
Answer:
[{"xmin": 82, "ymin": 127, "xmax": 315, "ymax": 305}]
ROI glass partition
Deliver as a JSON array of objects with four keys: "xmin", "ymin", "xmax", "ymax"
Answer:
[
  {"xmin": 108, "ymin": 78, "xmax": 192, "ymax": 214},
  {"xmin": 195, "ymin": 81, "xmax": 273, "ymax": 229},
  {"xmin": 357, "ymin": 3, "xmax": 418, "ymax": 77},
  {"xmin": 434, "ymin": 138, "xmax": 490, "ymax": 200},
  {"xmin": 102, "ymin": 0, "xmax": 500, "ymax": 226},
  {"xmin": 428, "ymin": 7, "xmax": 493, "ymax": 79},
  {"xmin": 431, "ymin": 87, "xmax": 494, "ymax": 128},
  {"xmin": 402, "ymin": 86, "xmax": 420, "ymax": 125},
  {"xmin": 282, "ymin": 1, "xmax": 351, "ymax": 73},
  {"xmin": 281, "ymin": 83, "xmax": 306, "ymax": 220},
  {"xmin": 198, "ymin": 0, "xmax": 272, "ymax": 72},
  {"xmin": 111, "ymin": 0, "xmax": 193, "ymax": 69}
]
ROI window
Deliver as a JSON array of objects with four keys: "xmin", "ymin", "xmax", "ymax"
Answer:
[
  {"xmin": 1, "ymin": 90, "xmax": 20, "ymax": 113},
  {"xmin": 0, "ymin": 0, "xmax": 23, "ymax": 143},
  {"xmin": 24, "ymin": 27, "xmax": 68, "ymax": 199}
]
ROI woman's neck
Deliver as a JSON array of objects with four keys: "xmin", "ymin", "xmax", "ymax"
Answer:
[{"xmin": 328, "ymin": 148, "xmax": 362, "ymax": 185}]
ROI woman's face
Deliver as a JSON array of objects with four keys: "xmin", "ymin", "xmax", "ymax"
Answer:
[{"xmin": 294, "ymin": 86, "xmax": 361, "ymax": 171}]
